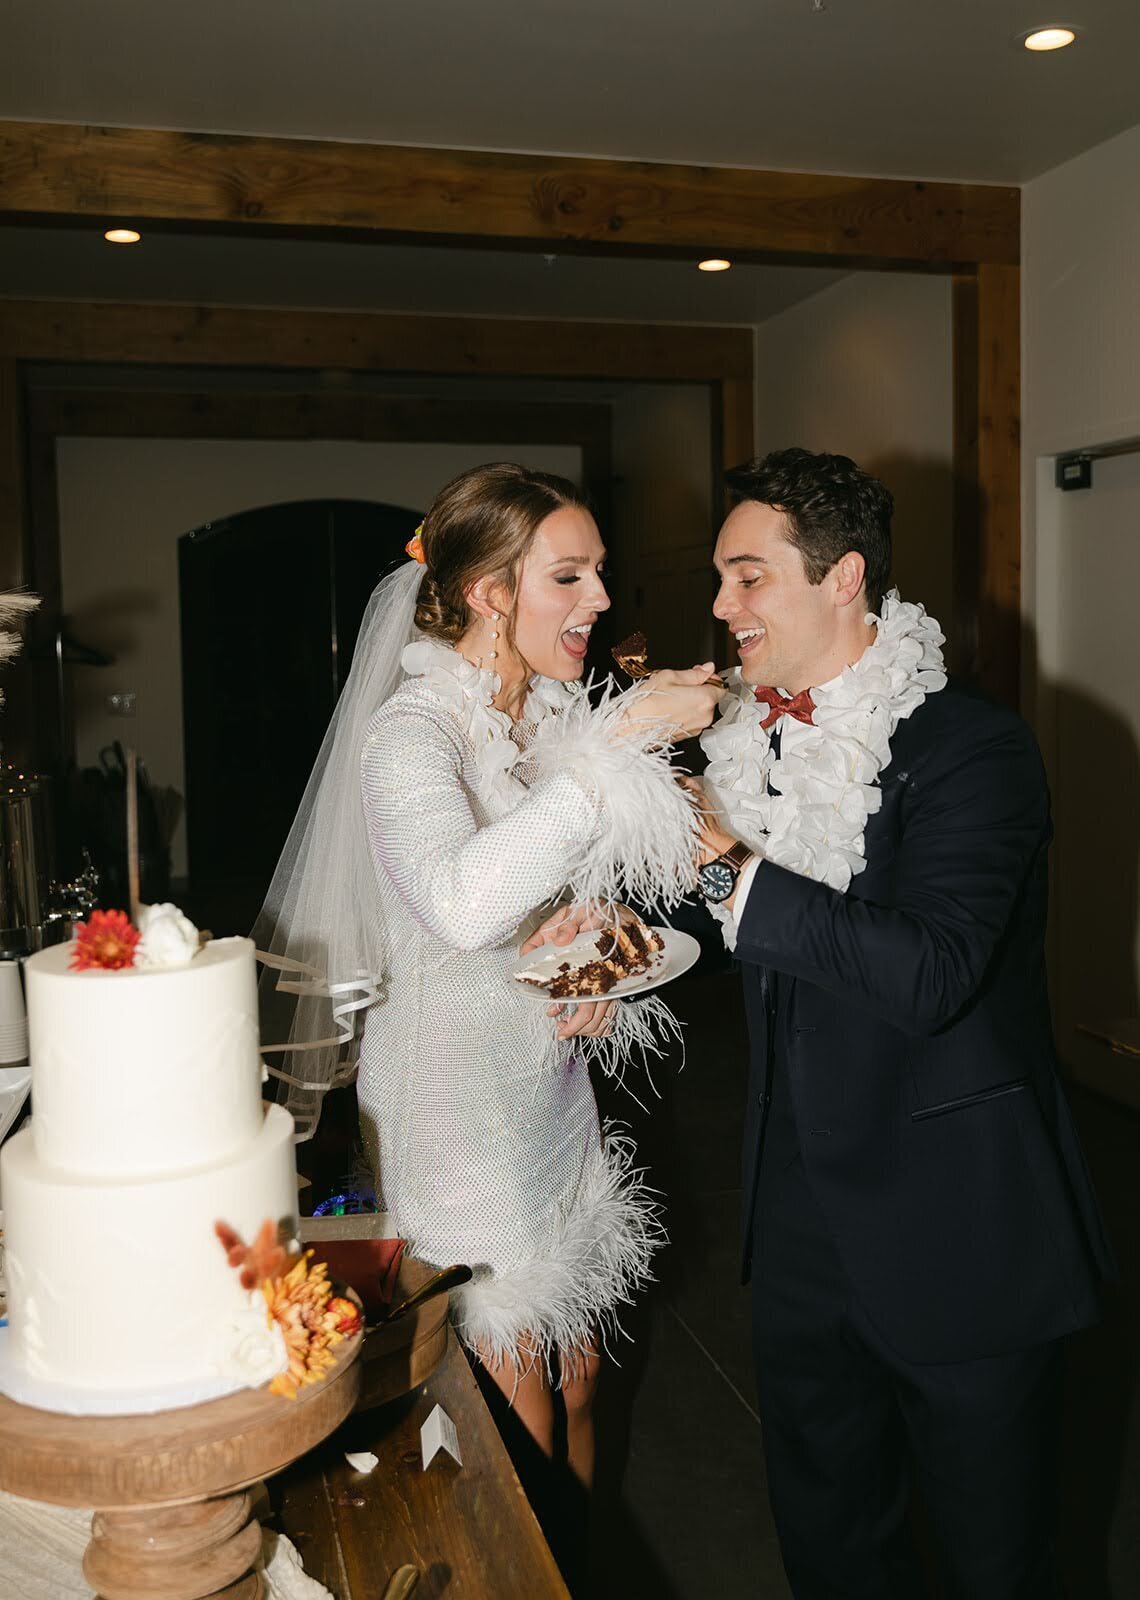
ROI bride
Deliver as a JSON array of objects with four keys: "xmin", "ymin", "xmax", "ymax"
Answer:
[{"xmin": 257, "ymin": 463, "xmax": 718, "ymax": 1486}]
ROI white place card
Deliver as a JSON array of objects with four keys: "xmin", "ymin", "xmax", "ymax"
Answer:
[{"xmin": 420, "ymin": 1403, "xmax": 462, "ymax": 1470}]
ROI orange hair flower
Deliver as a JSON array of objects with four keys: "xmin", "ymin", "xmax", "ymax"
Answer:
[
  {"xmin": 405, "ymin": 523, "xmax": 426, "ymax": 564},
  {"xmin": 71, "ymin": 909, "xmax": 140, "ymax": 971}
]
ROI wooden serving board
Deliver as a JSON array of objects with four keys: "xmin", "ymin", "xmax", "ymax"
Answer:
[
  {"xmin": 357, "ymin": 1256, "xmax": 452, "ymax": 1411},
  {"xmin": 0, "ymin": 1325, "xmax": 363, "ymax": 1511},
  {"xmin": 0, "ymin": 1331, "xmax": 363, "ymax": 1599}
]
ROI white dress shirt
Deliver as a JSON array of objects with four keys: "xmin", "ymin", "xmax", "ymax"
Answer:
[{"xmin": 730, "ymin": 686, "xmax": 826, "ymax": 925}]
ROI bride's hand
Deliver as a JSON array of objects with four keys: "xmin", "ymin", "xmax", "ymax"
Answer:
[
  {"xmin": 519, "ymin": 902, "xmax": 610, "ymax": 957},
  {"xmin": 519, "ymin": 905, "xmax": 619, "ymax": 1038},
  {"xmin": 551, "ymin": 997, "xmax": 615, "ymax": 1040},
  {"xmin": 619, "ymin": 665, "xmax": 721, "ymax": 741}
]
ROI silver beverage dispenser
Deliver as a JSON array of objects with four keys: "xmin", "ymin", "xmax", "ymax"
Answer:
[
  {"xmin": 0, "ymin": 763, "xmax": 97, "ymax": 1077},
  {"xmin": 0, "ymin": 765, "xmax": 43, "ymax": 1143},
  {"xmin": 0, "ymin": 766, "xmax": 49, "ymax": 964}
]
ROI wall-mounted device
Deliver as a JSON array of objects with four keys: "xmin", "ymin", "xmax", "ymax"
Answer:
[{"xmin": 1055, "ymin": 455, "xmax": 1093, "ymax": 491}]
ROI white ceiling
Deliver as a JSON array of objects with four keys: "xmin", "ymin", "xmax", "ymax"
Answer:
[
  {"xmin": 0, "ymin": 226, "xmax": 849, "ymax": 325},
  {"xmin": 3, "ymin": 0, "xmax": 1138, "ymax": 185}
]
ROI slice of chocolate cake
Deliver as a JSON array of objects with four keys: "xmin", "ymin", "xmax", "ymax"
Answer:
[
  {"xmin": 612, "ymin": 631, "xmax": 650, "ymax": 679},
  {"xmin": 549, "ymin": 959, "xmax": 621, "ymax": 1000},
  {"xmin": 595, "ymin": 918, "xmax": 664, "ymax": 971},
  {"xmin": 610, "ymin": 629, "xmax": 724, "ymax": 688},
  {"xmin": 530, "ymin": 915, "xmax": 665, "ymax": 999}
]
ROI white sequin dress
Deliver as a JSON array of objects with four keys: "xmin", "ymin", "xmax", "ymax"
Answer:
[{"xmin": 357, "ymin": 640, "xmax": 694, "ymax": 1368}]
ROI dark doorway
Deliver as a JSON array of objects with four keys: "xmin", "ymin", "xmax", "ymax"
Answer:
[{"xmin": 179, "ymin": 497, "xmax": 415, "ymax": 934}]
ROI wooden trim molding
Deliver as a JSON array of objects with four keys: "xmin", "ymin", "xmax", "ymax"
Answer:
[
  {"xmin": 716, "ymin": 378, "xmax": 755, "ymax": 480},
  {"xmin": 0, "ymin": 121, "xmax": 1019, "ymax": 268},
  {"xmin": 0, "ymin": 360, "xmax": 25, "ymax": 592},
  {"xmin": 974, "ymin": 262, "xmax": 1021, "ymax": 702},
  {"xmin": 953, "ymin": 264, "xmax": 1021, "ymax": 706},
  {"xmin": 0, "ymin": 299, "xmax": 753, "ymax": 383},
  {"xmin": 952, "ymin": 272, "xmax": 981, "ymax": 677},
  {"xmin": 28, "ymin": 389, "xmax": 613, "ymax": 450},
  {"xmin": 0, "ymin": 257, "xmax": 1021, "ymax": 719}
]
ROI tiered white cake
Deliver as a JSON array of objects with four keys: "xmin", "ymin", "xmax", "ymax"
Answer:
[{"xmin": 0, "ymin": 935, "xmax": 298, "ymax": 1414}]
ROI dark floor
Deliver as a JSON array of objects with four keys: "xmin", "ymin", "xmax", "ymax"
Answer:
[{"xmin": 588, "ymin": 968, "xmax": 1140, "ymax": 1599}]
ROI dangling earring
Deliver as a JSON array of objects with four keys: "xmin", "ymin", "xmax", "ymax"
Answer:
[{"xmin": 486, "ymin": 611, "xmax": 500, "ymax": 707}]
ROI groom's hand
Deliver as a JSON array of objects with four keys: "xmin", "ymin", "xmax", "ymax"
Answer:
[{"xmin": 678, "ymin": 776, "xmax": 742, "ymax": 865}]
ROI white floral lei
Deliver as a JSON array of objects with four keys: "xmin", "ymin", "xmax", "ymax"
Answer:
[{"xmin": 700, "ymin": 591, "xmax": 947, "ymax": 931}]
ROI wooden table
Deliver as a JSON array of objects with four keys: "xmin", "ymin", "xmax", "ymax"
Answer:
[
  {"xmin": 276, "ymin": 1330, "xmax": 570, "ymax": 1599},
  {"xmin": 0, "ymin": 1332, "xmax": 362, "ymax": 1599},
  {"xmin": 1078, "ymin": 1018, "xmax": 1140, "ymax": 1058}
]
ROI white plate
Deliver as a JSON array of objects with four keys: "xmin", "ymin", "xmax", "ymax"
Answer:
[{"xmin": 513, "ymin": 925, "xmax": 701, "ymax": 1004}]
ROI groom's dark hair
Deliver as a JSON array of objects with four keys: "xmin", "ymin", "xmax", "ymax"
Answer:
[{"xmin": 724, "ymin": 448, "xmax": 893, "ymax": 615}]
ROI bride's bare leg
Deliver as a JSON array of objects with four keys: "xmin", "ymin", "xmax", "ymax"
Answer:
[
  {"xmin": 560, "ymin": 1340, "xmax": 602, "ymax": 1492},
  {"xmin": 475, "ymin": 1336, "xmax": 556, "ymax": 1459}
]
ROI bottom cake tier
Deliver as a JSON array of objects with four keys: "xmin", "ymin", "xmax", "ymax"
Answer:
[{"xmin": 0, "ymin": 1102, "xmax": 297, "ymax": 1414}]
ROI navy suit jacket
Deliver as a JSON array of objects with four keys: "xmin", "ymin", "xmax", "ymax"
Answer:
[{"xmin": 733, "ymin": 681, "xmax": 1114, "ymax": 1365}]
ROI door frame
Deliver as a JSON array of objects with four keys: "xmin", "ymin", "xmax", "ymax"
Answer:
[{"xmin": 0, "ymin": 121, "xmax": 1020, "ymax": 740}]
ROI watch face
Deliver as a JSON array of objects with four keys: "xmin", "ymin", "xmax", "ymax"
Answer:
[{"xmin": 699, "ymin": 860, "xmax": 736, "ymax": 903}]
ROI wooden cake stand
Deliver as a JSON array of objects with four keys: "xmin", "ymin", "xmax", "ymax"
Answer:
[{"xmin": 0, "ymin": 1328, "xmax": 362, "ymax": 1600}]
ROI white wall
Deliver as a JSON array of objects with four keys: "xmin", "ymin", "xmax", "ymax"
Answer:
[
  {"xmin": 1023, "ymin": 120, "xmax": 1140, "ymax": 1108},
  {"xmin": 1023, "ymin": 119, "xmax": 1140, "ymax": 717},
  {"xmin": 56, "ymin": 438, "xmax": 582, "ymax": 876},
  {"xmin": 753, "ymin": 271, "xmax": 955, "ymax": 644}
]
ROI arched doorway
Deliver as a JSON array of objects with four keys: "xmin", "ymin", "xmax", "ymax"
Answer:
[{"xmin": 179, "ymin": 497, "xmax": 416, "ymax": 932}]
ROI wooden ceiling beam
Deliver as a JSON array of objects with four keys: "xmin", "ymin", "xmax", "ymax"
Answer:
[
  {"xmin": 0, "ymin": 299, "xmax": 752, "ymax": 382},
  {"xmin": 0, "ymin": 121, "xmax": 1019, "ymax": 268},
  {"xmin": 29, "ymin": 388, "xmax": 613, "ymax": 448}
]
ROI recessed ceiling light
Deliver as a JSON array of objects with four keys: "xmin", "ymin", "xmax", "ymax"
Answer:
[
  {"xmin": 104, "ymin": 228, "xmax": 141, "ymax": 244},
  {"xmin": 1022, "ymin": 25, "xmax": 1077, "ymax": 51},
  {"xmin": 698, "ymin": 258, "xmax": 732, "ymax": 273}
]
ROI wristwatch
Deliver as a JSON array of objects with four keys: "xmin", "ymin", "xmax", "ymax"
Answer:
[{"xmin": 698, "ymin": 840, "xmax": 755, "ymax": 904}]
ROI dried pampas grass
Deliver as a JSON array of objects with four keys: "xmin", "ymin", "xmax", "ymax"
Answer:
[{"xmin": 0, "ymin": 592, "xmax": 39, "ymax": 703}]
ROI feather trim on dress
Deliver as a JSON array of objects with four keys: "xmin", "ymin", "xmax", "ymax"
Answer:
[
  {"xmin": 448, "ymin": 1124, "xmax": 665, "ymax": 1382},
  {"xmin": 528, "ymin": 679, "xmax": 699, "ymax": 915},
  {"xmin": 570, "ymin": 991, "xmax": 684, "ymax": 1105}
]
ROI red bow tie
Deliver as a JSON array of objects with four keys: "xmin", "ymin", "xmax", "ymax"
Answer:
[{"xmin": 754, "ymin": 686, "xmax": 816, "ymax": 731}]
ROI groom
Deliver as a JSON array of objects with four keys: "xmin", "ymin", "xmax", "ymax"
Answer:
[{"xmin": 690, "ymin": 448, "xmax": 1113, "ymax": 1597}]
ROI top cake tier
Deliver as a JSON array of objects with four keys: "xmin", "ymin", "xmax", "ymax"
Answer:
[{"xmin": 26, "ymin": 935, "xmax": 266, "ymax": 1180}]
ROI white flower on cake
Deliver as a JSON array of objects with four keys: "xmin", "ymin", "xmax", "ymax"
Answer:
[
  {"xmin": 135, "ymin": 902, "xmax": 200, "ymax": 969},
  {"xmin": 215, "ymin": 1290, "xmax": 289, "ymax": 1387}
]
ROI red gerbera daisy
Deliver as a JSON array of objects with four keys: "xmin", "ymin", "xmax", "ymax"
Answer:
[{"xmin": 71, "ymin": 909, "xmax": 140, "ymax": 971}]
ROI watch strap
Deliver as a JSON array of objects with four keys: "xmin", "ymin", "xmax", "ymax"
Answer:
[{"xmin": 720, "ymin": 840, "xmax": 754, "ymax": 873}]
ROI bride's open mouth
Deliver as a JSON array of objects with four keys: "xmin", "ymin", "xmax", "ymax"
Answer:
[{"xmin": 560, "ymin": 622, "xmax": 593, "ymax": 660}]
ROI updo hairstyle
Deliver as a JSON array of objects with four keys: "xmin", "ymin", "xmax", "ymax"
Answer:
[{"xmin": 414, "ymin": 463, "xmax": 591, "ymax": 645}]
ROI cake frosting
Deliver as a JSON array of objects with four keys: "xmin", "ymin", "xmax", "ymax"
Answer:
[
  {"xmin": 0, "ymin": 932, "xmax": 300, "ymax": 1414},
  {"xmin": 27, "ymin": 938, "xmax": 265, "ymax": 1178}
]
